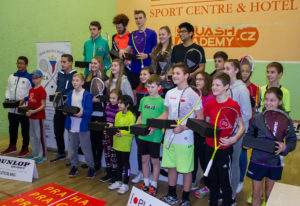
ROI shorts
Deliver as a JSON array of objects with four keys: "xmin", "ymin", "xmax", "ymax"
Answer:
[
  {"xmin": 127, "ymin": 71, "xmax": 140, "ymax": 90},
  {"xmin": 161, "ymin": 142, "xmax": 194, "ymax": 173},
  {"xmin": 138, "ymin": 139, "xmax": 161, "ymax": 159},
  {"xmin": 246, "ymin": 161, "xmax": 283, "ymax": 181}
]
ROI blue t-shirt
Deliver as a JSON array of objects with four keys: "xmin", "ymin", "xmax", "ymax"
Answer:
[{"xmin": 128, "ymin": 28, "xmax": 157, "ymax": 73}]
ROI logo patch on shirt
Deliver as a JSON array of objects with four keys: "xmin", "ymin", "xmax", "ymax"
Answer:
[{"xmin": 144, "ymin": 104, "xmax": 156, "ymax": 110}]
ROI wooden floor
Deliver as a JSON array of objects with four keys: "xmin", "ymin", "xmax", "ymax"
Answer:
[{"xmin": 0, "ymin": 136, "xmax": 299, "ymax": 206}]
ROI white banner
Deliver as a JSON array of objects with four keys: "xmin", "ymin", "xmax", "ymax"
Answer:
[
  {"xmin": 127, "ymin": 186, "xmax": 169, "ymax": 206},
  {"xmin": 36, "ymin": 42, "xmax": 71, "ymax": 149},
  {"xmin": 0, "ymin": 155, "xmax": 38, "ymax": 182}
]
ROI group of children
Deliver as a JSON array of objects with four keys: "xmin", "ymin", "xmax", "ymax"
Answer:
[{"xmin": 1, "ymin": 9, "xmax": 297, "ymax": 206}]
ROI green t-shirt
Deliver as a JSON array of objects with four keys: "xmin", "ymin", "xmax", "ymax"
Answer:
[
  {"xmin": 113, "ymin": 110, "xmax": 136, "ymax": 152},
  {"xmin": 138, "ymin": 95, "xmax": 166, "ymax": 143},
  {"xmin": 260, "ymin": 85, "xmax": 291, "ymax": 112}
]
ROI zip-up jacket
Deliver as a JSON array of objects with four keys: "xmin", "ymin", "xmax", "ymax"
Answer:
[
  {"xmin": 65, "ymin": 89, "xmax": 93, "ymax": 132},
  {"xmin": 247, "ymin": 113, "xmax": 297, "ymax": 166},
  {"xmin": 56, "ymin": 70, "xmax": 77, "ymax": 95},
  {"xmin": 5, "ymin": 70, "xmax": 33, "ymax": 113}
]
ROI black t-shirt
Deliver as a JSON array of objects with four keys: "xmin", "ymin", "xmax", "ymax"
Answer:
[{"xmin": 171, "ymin": 43, "xmax": 206, "ymax": 73}]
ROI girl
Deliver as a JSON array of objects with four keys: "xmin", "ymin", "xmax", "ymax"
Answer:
[
  {"xmin": 108, "ymin": 95, "xmax": 136, "ymax": 195},
  {"xmin": 151, "ymin": 26, "xmax": 174, "ymax": 94},
  {"xmin": 100, "ymin": 89, "xmax": 121, "ymax": 183},
  {"xmin": 237, "ymin": 58, "xmax": 260, "ymax": 193},
  {"xmin": 159, "ymin": 63, "xmax": 203, "ymax": 206},
  {"xmin": 192, "ymin": 72, "xmax": 214, "ymax": 197},
  {"xmin": 224, "ymin": 59, "xmax": 252, "ymax": 200},
  {"xmin": 246, "ymin": 87, "xmax": 296, "ymax": 206},
  {"xmin": 83, "ymin": 56, "xmax": 108, "ymax": 170},
  {"xmin": 204, "ymin": 72, "xmax": 245, "ymax": 206},
  {"xmin": 107, "ymin": 58, "xmax": 134, "ymax": 101},
  {"xmin": 65, "ymin": 73, "xmax": 95, "ymax": 179}
]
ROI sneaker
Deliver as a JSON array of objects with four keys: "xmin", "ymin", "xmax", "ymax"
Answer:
[
  {"xmin": 86, "ymin": 168, "xmax": 96, "ymax": 179},
  {"xmin": 100, "ymin": 174, "xmax": 112, "ymax": 182},
  {"xmin": 160, "ymin": 195, "xmax": 178, "ymax": 205},
  {"xmin": 139, "ymin": 183, "xmax": 149, "ymax": 192},
  {"xmin": 35, "ymin": 157, "xmax": 44, "ymax": 163},
  {"xmin": 1, "ymin": 145, "xmax": 17, "ymax": 155},
  {"xmin": 17, "ymin": 147, "xmax": 29, "ymax": 157},
  {"xmin": 191, "ymin": 182, "xmax": 199, "ymax": 191},
  {"xmin": 27, "ymin": 155, "xmax": 37, "ymax": 160},
  {"xmin": 246, "ymin": 195, "xmax": 265, "ymax": 206},
  {"xmin": 194, "ymin": 186, "xmax": 209, "ymax": 198},
  {"xmin": 68, "ymin": 166, "xmax": 78, "ymax": 177},
  {"xmin": 132, "ymin": 171, "xmax": 143, "ymax": 183},
  {"xmin": 109, "ymin": 177, "xmax": 116, "ymax": 185},
  {"xmin": 148, "ymin": 185, "xmax": 158, "ymax": 197},
  {"xmin": 236, "ymin": 182, "xmax": 244, "ymax": 194},
  {"xmin": 108, "ymin": 181, "xmax": 122, "ymax": 190},
  {"xmin": 261, "ymin": 200, "xmax": 266, "ymax": 206},
  {"xmin": 179, "ymin": 199, "xmax": 191, "ymax": 206},
  {"xmin": 117, "ymin": 184, "xmax": 129, "ymax": 195},
  {"xmin": 50, "ymin": 154, "xmax": 66, "ymax": 163}
]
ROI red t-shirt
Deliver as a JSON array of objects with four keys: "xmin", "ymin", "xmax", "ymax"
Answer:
[
  {"xmin": 204, "ymin": 98, "xmax": 242, "ymax": 149},
  {"xmin": 28, "ymin": 86, "xmax": 46, "ymax": 119}
]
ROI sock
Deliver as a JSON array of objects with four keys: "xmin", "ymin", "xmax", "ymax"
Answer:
[
  {"xmin": 182, "ymin": 191, "xmax": 190, "ymax": 201},
  {"xmin": 144, "ymin": 178, "xmax": 150, "ymax": 186},
  {"xmin": 151, "ymin": 181, "xmax": 157, "ymax": 188},
  {"xmin": 168, "ymin": 185, "xmax": 177, "ymax": 197}
]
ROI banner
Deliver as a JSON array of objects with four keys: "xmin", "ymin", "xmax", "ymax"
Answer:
[
  {"xmin": 117, "ymin": 0, "xmax": 300, "ymax": 62},
  {"xmin": 36, "ymin": 42, "xmax": 71, "ymax": 149}
]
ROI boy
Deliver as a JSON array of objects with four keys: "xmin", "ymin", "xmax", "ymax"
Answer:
[
  {"xmin": 210, "ymin": 51, "xmax": 228, "ymax": 76},
  {"xmin": 2, "ymin": 56, "xmax": 33, "ymax": 157},
  {"xmin": 119, "ymin": 10, "xmax": 157, "ymax": 90},
  {"xmin": 171, "ymin": 22, "xmax": 206, "ymax": 78},
  {"xmin": 50, "ymin": 54, "xmax": 77, "ymax": 163},
  {"xmin": 136, "ymin": 74, "xmax": 166, "ymax": 196},
  {"xmin": 260, "ymin": 62, "xmax": 290, "ymax": 112},
  {"xmin": 83, "ymin": 21, "xmax": 111, "ymax": 75},
  {"xmin": 26, "ymin": 70, "xmax": 47, "ymax": 163}
]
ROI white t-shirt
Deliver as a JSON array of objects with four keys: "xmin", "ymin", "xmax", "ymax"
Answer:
[
  {"xmin": 164, "ymin": 87, "xmax": 202, "ymax": 145},
  {"xmin": 70, "ymin": 89, "xmax": 84, "ymax": 133}
]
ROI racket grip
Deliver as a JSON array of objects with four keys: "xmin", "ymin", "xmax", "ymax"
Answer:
[
  {"xmin": 165, "ymin": 134, "xmax": 175, "ymax": 149},
  {"xmin": 204, "ymin": 160, "xmax": 213, "ymax": 177}
]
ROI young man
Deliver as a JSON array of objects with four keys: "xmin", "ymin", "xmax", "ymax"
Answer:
[
  {"xmin": 210, "ymin": 51, "xmax": 228, "ymax": 76},
  {"xmin": 136, "ymin": 74, "xmax": 166, "ymax": 196},
  {"xmin": 50, "ymin": 54, "xmax": 77, "ymax": 163},
  {"xmin": 171, "ymin": 22, "xmax": 206, "ymax": 78},
  {"xmin": 26, "ymin": 70, "xmax": 47, "ymax": 163},
  {"xmin": 2, "ymin": 56, "xmax": 33, "ymax": 156},
  {"xmin": 83, "ymin": 21, "xmax": 110, "ymax": 75},
  {"xmin": 119, "ymin": 10, "xmax": 157, "ymax": 90},
  {"xmin": 260, "ymin": 62, "xmax": 290, "ymax": 113}
]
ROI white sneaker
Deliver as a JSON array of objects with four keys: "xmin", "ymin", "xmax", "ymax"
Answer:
[
  {"xmin": 117, "ymin": 184, "xmax": 129, "ymax": 194},
  {"xmin": 108, "ymin": 181, "xmax": 122, "ymax": 190},
  {"xmin": 236, "ymin": 182, "xmax": 244, "ymax": 194},
  {"xmin": 132, "ymin": 171, "xmax": 143, "ymax": 183}
]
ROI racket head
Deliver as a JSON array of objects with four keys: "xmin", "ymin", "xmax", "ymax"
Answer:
[
  {"xmin": 156, "ymin": 50, "xmax": 170, "ymax": 75},
  {"xmin": 90, "ymin": 77, "xmax": 105, "ymax": 97},
  {"xmin": 39, "ymin": 59, "xmax": 50, "ymax": 75},
  {"xmin": 263, "ymin": 108, "xmax": 290, "ymax": 142},
  {"xmin": 184, "ymin": 48, "xmax": 202, "ymax": 73},
  {"xmin": 132, "ymin": 30, "xmax": 146, "ymax": 53},
  {"xmin": 240, "ymin": 55, "xmax": 254, "ymax": 83},
  {"xmin": 215, "ymin": 107, "xmax": 240, "ymax": 139},
  {"xmin": 53, "ymin": 93, "xmax": 64, "ymax": 109}
]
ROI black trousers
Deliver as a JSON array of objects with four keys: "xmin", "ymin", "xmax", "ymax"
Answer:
[
  {"xmin": 192, "ymin": 132, "xmax": 207, "ymax": 182},
  {"xmin": 116, "ymin": 150, "xmax": 130, "ymax": 184},
  {"xmin": 54, "ymin": 110, "xmax": 66, "ymax": 155},
  {"xmin": 206, "ymin": 146, "xmax": 233, "ymax": 206},
  {"xmin": 90, "ymin": 116, "xmax": 105, "ymax": 168},
  {"xmin": 8, "ymin": 112, "xmax": 29, "ymax": 149}
]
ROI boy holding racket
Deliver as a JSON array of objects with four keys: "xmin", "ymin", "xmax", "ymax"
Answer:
[
  {"xmin": 158, "ymin": 63, "xmax": 203, "ymax": 206},
  {"xmin": 136, "ymin": 74, "xmax": 166, "ymax": 196},
  {"xmin": 119, "ymin": 10, "xmax": 157, "ymax": 90},
  {"xmin": 204, "ymin": 72, "xmax": 245, "ymax": 206},
  {"xmin": 171, "ymin": 22, "xmax": 206, "ymax": 78}
]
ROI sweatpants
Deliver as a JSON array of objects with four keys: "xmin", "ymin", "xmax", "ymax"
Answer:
[
  {"xmin": 230, "ymin": 136, "xmax": 243, "ymax": 198},
  {"xmin": 115, "ymin": 150, "xmax": 130, "ymax": 184},
  {"xmin": 8, "ymin": 112, "xmax": 29, "ymax": 150},
  {"xmin": 206, "ymin": 146, "xmax": 233, "ymax": 206},
  {"xmin": 29, "ymin": 119, "xmax": 46, "ymax": 158},
  {"xmin": 192, "ymin": 132, "xmax": 207, "ymax": 183},
  {"xmin": 69, "ymin": 131, "xmax": 94, "ymax": 168}
]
